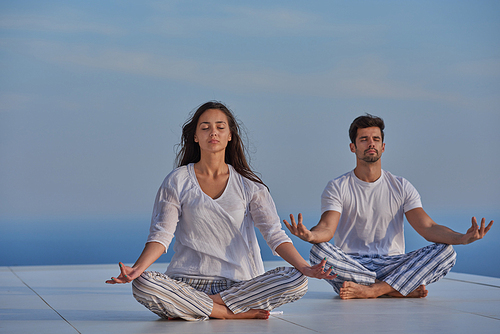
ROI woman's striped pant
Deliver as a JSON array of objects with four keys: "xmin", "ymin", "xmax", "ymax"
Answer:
[
  {"xmin": 132, "ymin": 267, "xmax": 308, "ymax": 321},
  {"xmin": 310, "ymin": 242, "xmax": 456, "ymax": 296}
]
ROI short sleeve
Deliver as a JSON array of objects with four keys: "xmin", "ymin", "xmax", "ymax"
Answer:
[
  {"xmin": 146, "ymin": 176, "xmax": 181, "ymax": 252},
  {"xmin": 402, "ymin": 178, "xmax": 422, "ymax": 213},
  {"xmin": 321, "ymin": 180, "xmax": 343, "ymax": 215}
]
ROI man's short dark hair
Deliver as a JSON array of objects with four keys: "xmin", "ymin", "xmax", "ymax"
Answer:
[{"xmin": 349, "ymin": 114, "xmax": 385, "ymax": 144}]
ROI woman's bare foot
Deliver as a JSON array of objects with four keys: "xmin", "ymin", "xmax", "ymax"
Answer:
[
  {"xmin": 209, "ymin": 294, "xmax": 270, "ymax": 319},
  {"xmin": 218, "ymin": 309, "xmax": 270, "ymax": 320},
  {"xmin": 210, "ymin": 306, "xmax": 270, "ymax": 320}
]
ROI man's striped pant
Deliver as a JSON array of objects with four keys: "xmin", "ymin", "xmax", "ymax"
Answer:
[{"xmin": 310, "ymin": 242, "xmax": 456, "ymax": 296}]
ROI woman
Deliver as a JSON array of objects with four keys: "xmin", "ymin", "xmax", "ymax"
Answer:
[{"xmin": 106, "ymin": 101, "xmax": 334, "ymax": 321}]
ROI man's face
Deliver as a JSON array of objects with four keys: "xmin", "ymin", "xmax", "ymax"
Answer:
[{"xmin": 349, "ymin": 127, "xmax": 385, "ymax": 163}]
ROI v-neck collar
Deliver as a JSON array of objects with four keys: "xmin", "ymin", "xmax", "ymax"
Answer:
[{"xmin": 188, "ymin": 163, "xmax": 231, "ymax": 200}]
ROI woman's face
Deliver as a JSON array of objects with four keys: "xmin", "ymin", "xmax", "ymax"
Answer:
[{"xmin": 194, "ymin": 108, "xmax": 232, "ymax": 154}]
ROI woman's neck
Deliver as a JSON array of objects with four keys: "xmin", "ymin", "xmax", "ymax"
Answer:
[
  {"xmin": 193, "ymin": 154, "xmax": 230, "ymax": 199},
  {"xmin": 194, "ymin": 153, "xmax": 228, "ymax": 177}
]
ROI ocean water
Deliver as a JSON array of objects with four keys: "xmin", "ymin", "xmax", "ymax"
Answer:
[{"xmin": 1, "ymin": 210, "xmax": 498, "ymax": 278}]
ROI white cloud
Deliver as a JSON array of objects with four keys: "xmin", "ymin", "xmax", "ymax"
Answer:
[
  {"xmin": 0, "ymin": 14, "xmax": 123, "ymax": 36},
  {"xmin": 452, "ymin": 59, "xmax": 500, "ymax": 77},
  {"xmin": 8, "ymin": 38, "xmax": 485, "ymax": 110},
  {"xmin": 146, "ymin": 3, "xmax": 387, "ymax": 38},
  {"xmin": 0, "ymin": 92, "xmax": 32, "ymax": 112}
]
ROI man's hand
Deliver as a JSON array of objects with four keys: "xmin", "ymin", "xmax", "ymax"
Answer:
[
  {"xmin": 283, "ymin": 213, "xmax": 314, "ymax": 243},
  {"xmin": 460, "ymin": 217, "xmax": 493, "ymax": 245}
]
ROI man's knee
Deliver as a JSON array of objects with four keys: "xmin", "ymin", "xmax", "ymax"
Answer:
[
  {"xmin": 442, "ymin": 243, "xmax": 455, "ymax": 253},
  {"xmin": 442, "ymin": 244, "xmax": 457, "ymax": 266},
  {"xmin": 310, "ymin": 242, "xmax": 342, "ymax": 265},
  {"xmin": 425, "ymin": 244, "xmax": 456, "ymax": 277},
  {"xmin": 435, "ymin": 243, "xmax": 456, "ymax": 262}
]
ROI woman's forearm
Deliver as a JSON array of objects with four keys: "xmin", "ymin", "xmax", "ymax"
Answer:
[
  {"xmin": 132, "ymin": 241, "xmax": 166, "ymax": 273},
  {"xmin": 275, "ymin": 242, "xmax": 309, "ymax": 271}
]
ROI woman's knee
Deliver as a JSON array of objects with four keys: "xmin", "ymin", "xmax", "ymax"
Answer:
[
  {"xmin": 131, "ymin": 271, "xmax": 171, "ymax": 302},
  {"xmin": 279, "ymin": 267, "xmax": 308, "ymax": 297},
  {"xmin": 132, "ymin": 272, "xmax": 153, "ymax": 300}
]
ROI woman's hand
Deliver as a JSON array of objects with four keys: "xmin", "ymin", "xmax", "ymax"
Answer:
[
  {"xmin": 105, "ymin": 262, "xmax": 142, "ymax": 284},
  {"xmin": 275, "ymin": 243, "xmax": 337, "ymax": 280},
  {"xmin": 299, "ymin": 257, "xmax": 338, "ymax": 280},
  {"xmin": 106, "ymin": 242, "xmax": 165, "ymax": 284}
]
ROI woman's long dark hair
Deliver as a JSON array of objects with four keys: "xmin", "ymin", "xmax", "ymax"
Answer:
[{"xmin": 175, "ymin": 101, "xmax": 266, "ymax": 188}]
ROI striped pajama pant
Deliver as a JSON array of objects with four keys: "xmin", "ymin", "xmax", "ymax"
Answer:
[
  {"xmin": 132, "ymin": 267, "xmax": 308, "ymax": 321},
  {"xmin": 310, "ymin": 242, "xmax": 456, "ymax": 296}
]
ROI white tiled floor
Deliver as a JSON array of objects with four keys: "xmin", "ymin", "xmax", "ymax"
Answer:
[{"xmin": 1, "ymin": 261, "xmax": 499, "ymax": 334}]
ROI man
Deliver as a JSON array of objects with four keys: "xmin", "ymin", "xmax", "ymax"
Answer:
[{"xmin": 284, "ymin": 114, "xmax": 493, "ymax": 299}]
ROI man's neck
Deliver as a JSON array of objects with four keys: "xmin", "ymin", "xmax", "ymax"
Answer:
[{"xmin": 353, "ymin": 162, "xmax": 382, "ymax": 183}]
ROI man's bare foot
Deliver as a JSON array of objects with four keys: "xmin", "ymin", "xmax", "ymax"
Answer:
[
  {"xmin": 339, "ymin": 281, "xmax": 378, "ymax": 299},
  {"xmin": 385, "ymin": 285, "xmax": 428, "ymax": 298},
  {"xmin": 340, "ymin": 281, "xmax": 429, "ymax": 299}
]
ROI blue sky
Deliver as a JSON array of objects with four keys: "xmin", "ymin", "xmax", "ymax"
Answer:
[{"xmin": 1, "ymin": 0, "xmax": 499, "ymax": 230}]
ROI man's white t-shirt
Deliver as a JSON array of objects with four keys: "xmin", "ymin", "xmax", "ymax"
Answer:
[{"xmin": 321, "ymin": 170, "xmax": 422, "ymax": 256}]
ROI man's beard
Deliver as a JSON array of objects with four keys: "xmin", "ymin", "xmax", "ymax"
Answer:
[
  {"xmin": 361, "ymin": 155, "xmax": 381, "ymax": 163},
  {"xmin": 361, "ymin": 149, "xmax": 381, "ymax": 163}
]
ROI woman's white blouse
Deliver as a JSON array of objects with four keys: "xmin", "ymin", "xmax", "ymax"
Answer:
[{"xmin": 146, "ymin": 163, "xmax": 292, "ymax": 281}]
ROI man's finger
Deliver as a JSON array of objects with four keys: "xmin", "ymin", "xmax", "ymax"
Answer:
[
  {"xmin": 478, "ymin": 217, "xmax": 486, "ymax": 234},
  {"xmin": 283, "ymin": 220, "xmax": 297, "ymax": 234},
  {"xmin": 485, "ymin": 220, "xmax": 494, "ymax": 233}
]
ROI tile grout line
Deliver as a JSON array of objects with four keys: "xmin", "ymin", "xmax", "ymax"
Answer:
[
  {"xmin": 409, "ymin": 297, "xmax": 500, "ymax": 321},
  {"xmin": 9, "ymin": 267, "xmax": 82, "ymax": 334},
  {"xmin": 271, "ymin": 315, "xmax": 320, "ymax": 333},
  {"xmin": 443, "ymin": 277, "xmax": 500, "ymax": 289},
  {"xmin": 407, "ymin": 291, "xmax": 500, "ymax": 321}
]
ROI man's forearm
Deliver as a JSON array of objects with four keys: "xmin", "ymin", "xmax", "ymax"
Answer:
[
  {"xmin": 421, "ymin": 225, "xmax": 464, "ymax": 245},
  {"xmin": 309, "ymin": 226, "xmax": 335, "ymax": 244}
]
